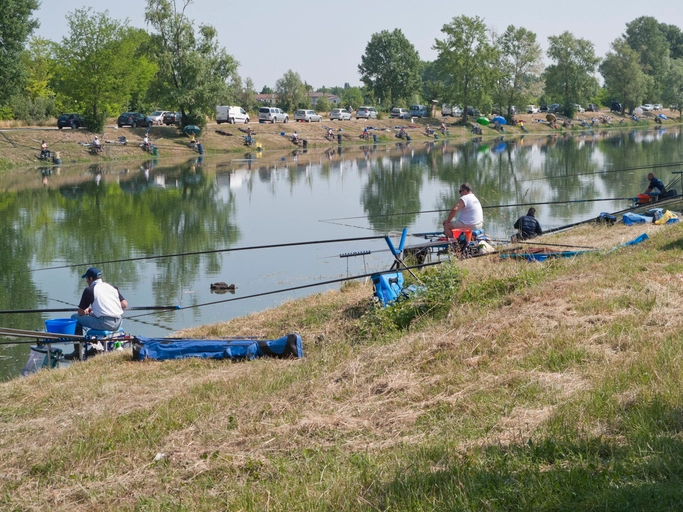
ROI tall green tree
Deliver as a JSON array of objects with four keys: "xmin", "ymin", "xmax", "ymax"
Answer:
[
  {"xmin": 493, "ymin": 25, "xmax": 543, "ymax": 117},
  {"xmin": 10, "ymin": 37, "xmax": 57, "ymax": 122},
  {"xmin": 543, "ymin": 31, "xmax": 599, "ymax": 117},
  {"xmin": 358, "ymin": 29, "xmax": 422, "ymax": 108},
  {"xmin": 145, "ymin": 0, "xmax": 240, "ymax": 127},
  {"xmin": 624, "ymin": 16, "xmax": 670, "ymax": 100},
  {"xmin": 53, "ymin": 8, "xmax": 156, "ymax": 131},
  {"xmin": 0, "ymin": 0, "xmax": 39, "ymax": 106},
  {"xmin": 340, "ymin": 86, "xmax": 364, "ymax": 110},
  {"xmin": 599, "ymin": 38, "xmax": 650, "ymax": 113},
  {"xmin": 433, "ymin": 16, "xmax": 499, "ymax": 123},
  {"xmin": 275, "ymin": 70, "xmax": 307, "ymax": 112},
  {"xmin": 662, "ymin": 59, "xmax": 683, "ymax": 117},
  {"xmin": 241, "ymin": 77, "xmax": 257, "ymax": 113}
]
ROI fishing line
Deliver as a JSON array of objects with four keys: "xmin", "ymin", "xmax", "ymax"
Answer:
[
  {"xmin": 319, "ymin": 197, "xmax": 637, "ymax": 223},
  {"xmin": 29, "ymin": 235, "xmax": 388, "ymax": 273},
  {"xmin": 125, "ymin": 260, "xmax": 447, "ymax": 319}
]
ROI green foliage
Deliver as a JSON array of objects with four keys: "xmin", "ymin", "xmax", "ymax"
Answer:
[
  {"xmin": 433, "ymin": 16, "xmax": 499, "ymax": 123},
  {"xmin": 314, "ymin": 95, "xmax": 331, "ymax": 114},
  {"xmin": 241, "ymin": 77, "xmax": 258, "ymax": 113},
  {"xmin": 662, "ymin": 59, "xmax": 683, "ymax": 115},
  {"xmin": 340, "ymin": 87, "xmax": 364, "ymax": 110},
  {"xmin": 625, "ymin": 16, "xmax": 670, "ymax": 100},
  {"xmin": 358, "ymin": 264, "xmax": 465, "ymax": 339},
  {"xmin": 53, "ymin": 9, "xmax": 157, "ymax": 120},
  {"xmin": 145, "ymin": 0, "xmax": 239, "ymax": 128},
  {"xmin": 600, "ymin": 38, "xmax": 651, "ymax": 111},
  {"xmin": 493, "ymin": 25, "xmax": 544, "ymax": 117},
  {"xmin": 358, "ymin": 29, "xmax": 422, "ymax": 108},
  {"xmin": 275, "ymin": 69, "xmax": 308, "ymax": 112},
  {"xmin": 83, "ymin": 111, "xmax": 107, "ymax": 133},
  {"xmin": 0, "ymin": 0, "xmax": 40, "ymax": 105},
  {"xmin": 21, "ymin": 37, "xmax": 56, "ymax": 102},
  {"xmin": 544, "ymin": 31, "xmax": 599, "ymax": 115},
  {"xmin": 8, "ymin": 95, "xmax": 56, "ymax": 123}
]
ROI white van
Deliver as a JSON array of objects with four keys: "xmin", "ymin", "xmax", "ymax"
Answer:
[{"xmin": 216, "ymin": 106, "xmax": 250, "ymax": 124}]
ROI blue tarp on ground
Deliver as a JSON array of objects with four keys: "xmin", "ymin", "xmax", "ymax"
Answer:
[
  {"xmin": 500, "ymin": 250, "xmax": 594, "ymax": 262},
  {"xmin": 133, "ymin": 334, "xmax": 303, "ymax": 361},
  {"xmin": 622, "ymin": 213, "xmax": 650, "ymax": 225}
]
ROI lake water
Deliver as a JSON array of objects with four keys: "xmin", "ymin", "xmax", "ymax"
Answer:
[{"xmin": 1, "ymin": 126, "xmax": 681, "ymax": 379}]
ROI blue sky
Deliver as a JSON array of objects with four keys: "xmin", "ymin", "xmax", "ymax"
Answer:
[{"xmin": 35, "ymin": 0, "xmax": 683, "ymax": 91}]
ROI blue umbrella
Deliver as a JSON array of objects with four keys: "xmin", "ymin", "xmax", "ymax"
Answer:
[
  {"xmin": 492, "ymin": 115, "xmax": 507, "ymax": 125},
  {"xmin": 492, "ymin": 141, "xmax": 507, "ymax": 153},
  {"xmin": 657, "ymin": 114, "xmax": 667, "ymax": 120}
]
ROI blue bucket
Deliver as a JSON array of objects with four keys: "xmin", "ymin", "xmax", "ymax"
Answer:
[{"xmin": 45, "ymin": 318, "xmax": 77, "ymax": 334}]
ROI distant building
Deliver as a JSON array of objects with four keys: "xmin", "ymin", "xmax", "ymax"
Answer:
[
  {"xmin": 255, "ymin": 94, "xmax": 277, "ymax": 105},
  {"xmin": 307, "ymin": 92, "xmax": 341, "ymax": 106}
]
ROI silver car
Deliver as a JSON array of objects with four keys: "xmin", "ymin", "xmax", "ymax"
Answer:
[
  {"xmin": 294, "ymin": 109, "xmax": 323, "ymax": 122},
  {"xmin": 258, "ymin": 107, "xmax": 289, "ymax": 123},
  {"xmin": 146, "ymin": 110, "xmax": 168, "ymax": 125},
  {"xmin": 356, "ymin": 106, "xmax": 378, "ymax": 119},
  {"xmin": 330, "ymin": 108, "xmax": 352, "ymax": 121}
]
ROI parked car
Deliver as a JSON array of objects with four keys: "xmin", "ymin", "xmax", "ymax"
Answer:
[
  {"xmin": 441, "ymin": 104, "xmax": 463, "ymax": 117},
  {"xmin": 409, "ymin": 105, "xmax": 428, "ymax": 118},
  {"xmin": 573, "ymin": 104, "xmax": 585, "ymax": 113},
  {"xmin": 163, "ymin": 111, "xmax": 181, "ymax": 125},
  {"xmin": 653, "ymin": 103, "xmax": 663, "ymax": 110},
  {"xmin": 610, "ymin": 102, "xmax": 622, "ymax": 112},
  {"xmin": 355, "ymin": 106, "xmax": 378, "ymax": 119},
  {"xmin": 391, "ymin": 108, "xmax": 410, "ymax": 119},
  {"xmin": 146, "ymin": 111, "xmax": 168, "ymax": 125},
  {"xmin": 57, "ymin": 113, "xmax": 86, "ymax": 130},
  {"xmin": 548, "ymin": 104, "xmax": 561, "ymax": 113},
  {"xmin": 539, "ymin": 104, "xmax": 548, "ymax": 112},
  {"xmin": 294, "ymin": 109, "xmax": 323, "ymax": 122},
  {"xmin": 117, "ymin": 112, "xmax": 151, "ymax": 128},
  {"xmin": 640, "ymin": 104, "xmax": 654, "ymax": 111},
  {"xmin": 466, "ymin": 106, "xmax": 481, "ymax": 117},
  {"xmin": 258, "ymin": 107, "xmax": 288, "ymax": 123},
  {"xmin": 586, "ymin": 103, "xmax": 599, "ymax": 112},
  {"xmin": 216, "ymin": 105, "xmax": 250, "ymax": 124},
  {"xmin": 492, "ymin": 106, "xmax": 516, "ymax": 116},
  {"xmin": 330, "ymin": 108, "xmax": 352, "ymax": 121},
  {"xmin": 526, "ymin": 105, "xmax": 539, "ymax": 114}
]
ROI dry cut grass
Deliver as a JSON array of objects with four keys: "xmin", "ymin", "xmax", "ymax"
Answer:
[{"xmin": 2, "ymin": 221, "xmax": 683, "ymax": 510}]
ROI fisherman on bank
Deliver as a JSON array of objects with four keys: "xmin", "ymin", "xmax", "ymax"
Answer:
[
  {"xmin": 442, "ymin": 182, "xmax": 484, "ymax": 237},
  {"xmin": 645, "ymin": 172, "xmax": 666, "ymax": 198},
  {"xmin": 513, "ymin": 207, "xmax": 543, "ymax": 240},
  {"xmin": 71, "ymin": 267, "xmax": 127, "ymax": 335}
]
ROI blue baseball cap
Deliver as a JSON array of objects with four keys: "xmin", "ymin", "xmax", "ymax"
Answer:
[{"xmin": 81, "ymin": 267, "xmax": 102, "ymax": 279}]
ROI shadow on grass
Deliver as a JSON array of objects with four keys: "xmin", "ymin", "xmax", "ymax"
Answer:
[{"xmin": 374, "ymin": 403, "xmax": 683, "ymax": 511}]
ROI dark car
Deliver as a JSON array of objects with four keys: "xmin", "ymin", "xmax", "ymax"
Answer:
[
  {"xmin": 586, "ymin": 103, "xmax": 599, "ymax": 112},
  {"xmin": 57, "ymin": 113, "xmax": 86, "ymax": 130},
  {"xmin": 117, "ymin": 112, "xmax": 151, "ymax": 128},
  {"xmin": 610, "ymin": 102, "xmax": 622, "ymax": 113},
  {"xmin": 548, "ymin": 104, "xmax": 561, "ymax": 113},
  {"xmin": 163, "ymin": 111, "xmax": 181, "ymax": 125},
  {"xmin": 466, "ymin": 106, "xmax": 481, "ymax": 117},
  {"xmin": 539, "ymin": 104, "xmax": 548, "ymax": 112}
]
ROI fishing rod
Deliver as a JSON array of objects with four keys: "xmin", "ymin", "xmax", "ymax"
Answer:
[
  {"xmin": 544, "ymin": 193, "xmax": 683, "ymax": 235},
  {"xmin": 126, "ymin": 260, "xmax": 446, "ymax": 319},
  {"xmin": 29, "ymin": 235, "xmax": 388, "ymax": 273},
  {"xmin": 516, "ymin": 160, "xmax": 683, "ymax": 183},
  {"xmin": 319, "ymin": 197, "xmax": 637, "ymax": 223},
  {"xmin": 0, "ymin": 306, "xmax": 180, "ymax": 315}
]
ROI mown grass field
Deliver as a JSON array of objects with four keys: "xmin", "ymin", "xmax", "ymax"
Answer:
[{"xmin": 2, "ymin": 221, "xmax": 683, "ymax": 510}]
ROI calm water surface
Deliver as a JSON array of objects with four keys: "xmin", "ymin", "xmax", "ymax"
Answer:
[{"xmin": 1, "ymin": 127, "xmax": 681, "ymax": 379}]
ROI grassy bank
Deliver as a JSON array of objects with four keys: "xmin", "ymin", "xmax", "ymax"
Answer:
[
  {"xmin": 0, "ymin": 110, "xmax": 679, "ymax": 171},
  {"xmin": 2, "ymin": 221, "xmax": 683, "ymax": 510}
]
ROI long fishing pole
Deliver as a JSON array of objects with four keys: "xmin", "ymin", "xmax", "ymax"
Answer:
[
  {"xmin": 29, "ymin": 235, "xmax": 388, "ymax": 273},
  {"xmin": 319, "ymin": 197, "xmax": 637, "ymax": 223},
  {"xmin": 516, "ymin": 160, "xmax": 683, "ymax": 183},
  {"xmin": 0, "ymin": 306, "xmax": 180, "ymax": 315}
]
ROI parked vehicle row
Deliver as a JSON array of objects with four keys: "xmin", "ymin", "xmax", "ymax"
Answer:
[{"xmin": 57, "ymin": 113, "xmax": 86, "ymax": 129}]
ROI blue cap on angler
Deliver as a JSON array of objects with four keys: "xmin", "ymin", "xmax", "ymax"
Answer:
[{"xmin": 81, "ymin": 267, "xmax": 102, "ymax": 279}]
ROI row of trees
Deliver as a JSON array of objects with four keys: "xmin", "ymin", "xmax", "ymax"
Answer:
[
  {"xmin": 2, "ymin": 3, "xmax": 683, "ymax": 130},
  {"xmin": 359, "ymin": 15, "xmax": 683, "ymax": 121}
]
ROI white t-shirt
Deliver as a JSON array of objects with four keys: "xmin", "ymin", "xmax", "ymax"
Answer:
[{"xmin": 458, "ymin": 193, "xmax": 483, "ymax": 226}]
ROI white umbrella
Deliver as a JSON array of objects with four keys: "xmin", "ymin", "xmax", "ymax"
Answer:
[{"xmin": 634, "ymin": 107, "xmax": 643, "ymax": 115}]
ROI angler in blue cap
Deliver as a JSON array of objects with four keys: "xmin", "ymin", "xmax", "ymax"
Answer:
[{"xmin": 71, "ymin": 267, "xmax": 128, "ymax": 335}]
